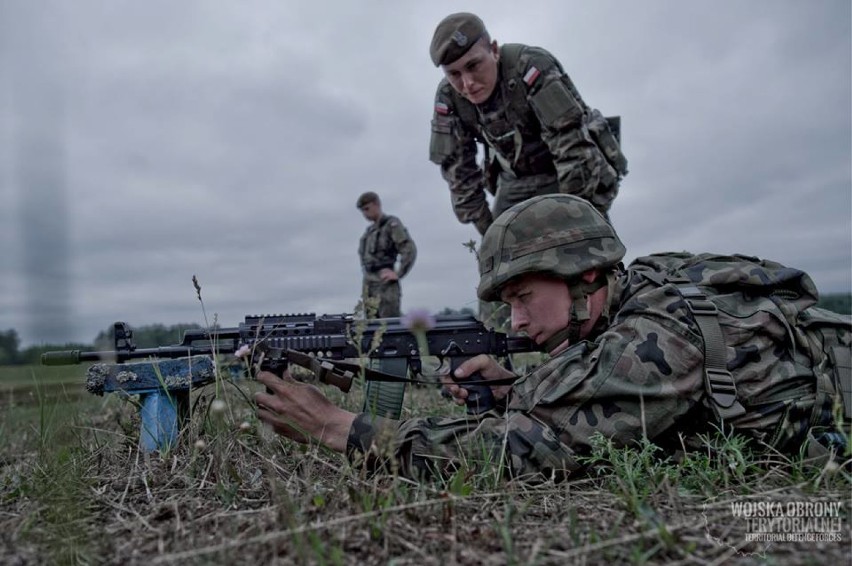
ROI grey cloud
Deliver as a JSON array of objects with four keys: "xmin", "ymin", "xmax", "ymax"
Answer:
[{"xmin": 1, "ymin": 0, "xmax": 849, "ymax": 346}]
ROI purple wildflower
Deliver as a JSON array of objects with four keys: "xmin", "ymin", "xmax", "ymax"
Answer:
[{"xmin": 402, "ymin": 308, "xmax": 436, "ymax": 334}]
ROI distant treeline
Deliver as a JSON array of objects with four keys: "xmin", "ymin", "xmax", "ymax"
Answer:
[
  {"xmin": 0, "ymin": 298, "xmax": 846, "ymax": 366},
  {"xmin": 817, "ymin": 293, "xmax": 851, "ymax": 315}
]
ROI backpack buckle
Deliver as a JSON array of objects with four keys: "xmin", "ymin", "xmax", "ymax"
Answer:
[
  {"xmin": 705, "ymin": 368, "xmax": 737, "ymax": 408},
  {"xmin": 687, "ymin": 298, "xmax": 718, "ymax": 316},
  {"xmin": 705, "ymin": 368, "xmax": 746, "ymax": 420}
]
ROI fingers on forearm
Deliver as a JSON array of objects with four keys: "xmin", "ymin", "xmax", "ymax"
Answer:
[{"xmin": 257, "ymin": 408, "xmax": 310, "ymax": 443}]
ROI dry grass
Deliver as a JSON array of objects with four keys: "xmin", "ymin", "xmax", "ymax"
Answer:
[{"xmin": 1, "ymin": 369, "xmax": 849, "ymax": 565}]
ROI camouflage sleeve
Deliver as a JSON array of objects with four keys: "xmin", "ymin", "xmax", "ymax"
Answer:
[
  {"xmin": 507, "ymin": 309, "xmax": 706, "ymax": 463},
  {"xmin": 346, "ymin": 411, "xmax": 584, "ymax": 481},
  {"xmin": 522, "ymin": 48, "xmax": 619, "ymax": 214},
  {"xmin": 387, "ymin": 217, "xmax": 416, "ymax": 278},
  {"xmin": 346, "ymin": 287, "xmax": 707, "ymax": 482},
  {"xmin": 357, "ymin": 231, "xmax": 367, "ymax": 269},
  {"xmin": 429, "ymin": 81, "xmax": 493, "ymax": 235}
]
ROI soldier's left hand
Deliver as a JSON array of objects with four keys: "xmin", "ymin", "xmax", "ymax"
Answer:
[
  {"xmin": 379, "ymin": 268, "xmax": 399, "ymax": 282},
  {"xmin": 255, "ymin": 371, "xmax": 355, "ymax": 452}
]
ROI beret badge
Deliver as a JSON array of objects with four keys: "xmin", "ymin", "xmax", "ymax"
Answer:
[{"xmin": 451, "ymin": 30, "xmax": 468, "ymax": 47}]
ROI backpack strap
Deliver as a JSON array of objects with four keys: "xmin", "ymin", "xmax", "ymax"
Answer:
[
  {"xmin": 449, "ymin": 85, "xmax": 479, "ymax": 141},
  {"xmin": 638, "ymin": 270, "xmax": 747, "ymax": 422},
  {"xmin": 677, "ymin": 283, "xmax": 748, "ymax": 422},
  {"xmin": 498, "ymin": 44, "xmax": 528, "ymax": 133}
]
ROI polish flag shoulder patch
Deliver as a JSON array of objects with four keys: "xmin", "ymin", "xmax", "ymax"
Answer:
[
  {"xmin": 523, "ymin": 66, "xmax": 541, "ymax": 86},
  {"xmin": 435, "ymin": 102, "xmax": 450, "ymax": 115}
]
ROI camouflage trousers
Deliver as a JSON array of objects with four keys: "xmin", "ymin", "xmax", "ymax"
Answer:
[{"xmin": 362, "ymin": 279, "xmax": 401, "ymax": 318}]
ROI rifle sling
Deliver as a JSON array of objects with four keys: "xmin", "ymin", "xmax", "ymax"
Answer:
[{"xmin": 285, "ymin": 349, "xmax": 517, "ymax": 390}]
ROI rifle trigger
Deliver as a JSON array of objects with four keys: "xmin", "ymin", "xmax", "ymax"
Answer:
[{"xmin": 440, "ymin": 340, "xmax": 465, "ymax": 357}]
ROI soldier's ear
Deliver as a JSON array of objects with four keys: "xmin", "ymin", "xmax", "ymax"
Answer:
[{"xmin": 490, "ymin": 40, "xmax": 499, "ymax": 59}]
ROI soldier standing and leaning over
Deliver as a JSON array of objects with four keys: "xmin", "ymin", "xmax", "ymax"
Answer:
[
  {"xmin": 428, "ymin": 12, "xmax": 628, "ymax": 236},
  {"xmin": 428, "ymin": 12, "xmax": 628, "ymax": 332},
  {"xmin": 257, "ymin": 194, "xmax": 850, "ymax": 481},
  {"xmin": 357, "ymin": 191, "xmax": 417, "ymax": 318}
]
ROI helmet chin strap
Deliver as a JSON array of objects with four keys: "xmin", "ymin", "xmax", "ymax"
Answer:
[{"xmin": 540, "ymin": 273, "xmax": 614, "ymax": 353}]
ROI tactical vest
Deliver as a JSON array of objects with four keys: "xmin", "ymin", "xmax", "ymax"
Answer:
[
  {"xmin": 629, "ymin": 252, "xmax": 851, "ymax": 456},
  {"xmin": 445, "ymin": 44, "xmax": 628, "ymax": 180},
  {"xmin": 359, "ymin": 215, "xmax": 398, "ymax": 273}
]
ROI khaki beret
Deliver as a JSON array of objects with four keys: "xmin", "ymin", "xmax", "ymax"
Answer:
[
  {"xmin": 430, "ymin": 13, "xmax": 487, "ymax": 67},
  {"xmin": 356, "ymin": 191, "xmax": 380, "ymax": 208}
]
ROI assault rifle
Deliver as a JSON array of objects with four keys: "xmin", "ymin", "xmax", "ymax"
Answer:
[{"xmin": 42, "ymin": 313, "xmax": 539, "ymax": 449}]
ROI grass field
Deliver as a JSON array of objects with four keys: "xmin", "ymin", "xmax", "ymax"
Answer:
[{"xmin": 1, "ymin": 362, "xmax": 849, "ymax": 565}]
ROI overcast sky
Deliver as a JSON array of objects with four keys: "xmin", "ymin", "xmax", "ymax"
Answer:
[{"xmin": 1, "ymin": 1, "xmax": 850, "ymax": 347}]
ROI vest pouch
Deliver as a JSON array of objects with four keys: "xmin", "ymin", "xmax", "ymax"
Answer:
[
  {"xmin": 588, "ymin": 109, "xmax": 628, "ymax": 176},
  {"xmin": 529, "ymin": 79, "xmax": 583, "ymax": 128},
  {"xmin": 429, "ymin": 116, "xmax": 456, "ymax": 164}
]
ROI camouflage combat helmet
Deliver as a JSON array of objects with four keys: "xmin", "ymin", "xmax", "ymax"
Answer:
[{"xmin": 477, "ymin": 194, "xmax": 626, "ymax": 302}]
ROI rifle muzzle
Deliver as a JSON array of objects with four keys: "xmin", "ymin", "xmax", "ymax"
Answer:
[{"xmin": 41, "ymin": 350, "xmax": 82, "ymax": 365}]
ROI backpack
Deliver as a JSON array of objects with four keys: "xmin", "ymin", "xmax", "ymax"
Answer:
[{"xmin": 630, "ymin": 252, "xmax": 851, "ymax": 455}]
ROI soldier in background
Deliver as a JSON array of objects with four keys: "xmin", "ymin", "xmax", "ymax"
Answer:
[
  {"xmin": 428, "ymin": 12, "xmax": 627, "ymax": 234},
  {"xmin": 356, "ymin": 192, "xmax": 417, "ymax": 318},
  {"xmin": 427, "ymin": 12, "xmax": 628, "ymax": 332},
  {"xmin": 257, "ymin": 194, "xmax": 850, "ymax": 482}
]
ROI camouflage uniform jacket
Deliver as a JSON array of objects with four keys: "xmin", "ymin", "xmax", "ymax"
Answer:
[
  {"xmin": 429, "ymin": 43, "xmax": 625, "ymax": 235},
  {"xmin": 359, "ymin": 214, "xmax": 417, "ymax": 283},
  {"xmin": 347, "ymin": 253, "xmax": 849, "ymax": 481}
]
